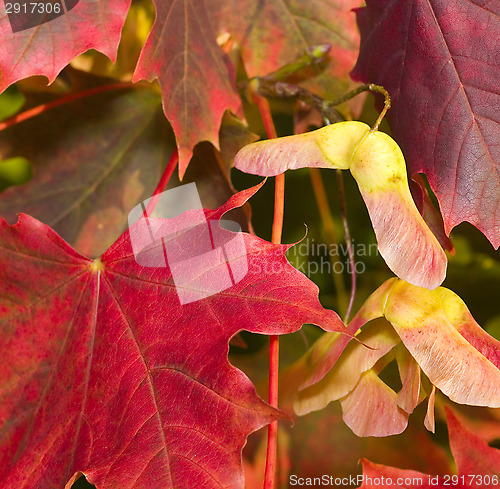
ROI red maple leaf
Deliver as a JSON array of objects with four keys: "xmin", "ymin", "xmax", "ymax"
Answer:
[
  {"xmin": 351, "ymin": 0, "xmax": 500, "ymax": 248},
  {"xmin": 0, "ymin": 0, "xmax": 131, "ymax": 92},
  {"xmin": 133, "ymin": 0, "xmax": 242, "ymax": 179},
  {"xmin": 0, "ymin": 184, "xmax": 346, "ymax": 489}
]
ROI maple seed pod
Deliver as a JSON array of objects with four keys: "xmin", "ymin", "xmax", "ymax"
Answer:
[
  {"xmin": 349, "ymin": 130, "xmax": 447, "ymax": 290},
  {"xmin": 349, "ymin": 131, "xmax": 407, "ymax": 190},
  {"xmin": 234, "ymin": 121, "xmax": 370, "ymax": 174},
  {"xmin": 383, "ymin": 280, "xmax": 500, "ymax": 408},
  {"xmin": 233, "ymin": 121, "xmax": 447, "ymax": 289}
]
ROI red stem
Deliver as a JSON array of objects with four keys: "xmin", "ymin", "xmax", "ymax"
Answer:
[
  {"xmin": 145, "ymin": 149, "xmax": 179, "ymax": 215},
  {"xmin": 265, "ymin": 334, "xmax": 280, "ymax": 489},
  {"xmin": 253, "ymin": 94, "xmax": 283, "ymax": 489},
  {"xmin": 0, "ymin": 82, "xmax": 134, "ymax": 132},
  {"xmin": 272, "ymin": 173, "xmax": 285, "ymax": 244},
  {"xmin": 255, "ymin": 96, "xmax": 278, "ymax": 140},
  {"xmin": 265, "ymin": 172, "xmax": 284, "ymax": 489}
]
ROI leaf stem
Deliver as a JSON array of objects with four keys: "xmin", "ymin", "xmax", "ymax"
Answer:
[
  {"xmin": 0, "ymin": 82, "xmax": 135, "ymax": 132},
  {"xmin": 272, "ymin": 174, "xmax": 285, "ymax": 244},
  {"xmin": 266, "ymin": 335, "xmax": 280, "ymax": 489},
  {"xmin": 253, "ymin": 93, "xmax": 282, "ymax": 489},
  {"xmin": 335, "ymin": 169, "xmax": 356, "ymax": 323},
  {"xmin": 309, "ymin": 168, "xmax": 349, "ymax": 315},
  {"xmin": 254, "ymin": 92, "xmax": 278, "ymax": 140},
  {"xmin": 145, "ymin": 149, "xmax": 179, "ymax": 215}
]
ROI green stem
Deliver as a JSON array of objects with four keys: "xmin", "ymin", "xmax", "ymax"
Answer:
[
  {"xmin": 243, "ymin": 76, "xmax": 392, "ymax": 130},
  {"xmin": 265, "ymin": 43, "xmax": 331, "ymax": 81},
  {"xmin": 245, "ymin": 77, "xmax": 344, "ymax": 123},
  {"xmin": 368, "ymin": 84, "xmax": 391, "ymax": 131}
]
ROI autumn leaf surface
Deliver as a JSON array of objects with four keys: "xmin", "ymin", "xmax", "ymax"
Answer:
[
  {"xmin": 358, "ymin": 408, "xmax": 500, "ymax": 487},
  {"xmin": 0, "ymin": 185, "xmax": 347, "ymax": 489},
  {"xmin": 133, "ymin": 0, "xmax": 242, "ymax": 178},
  {"xmin": 0, "ymin": 88, "xmax": 173, "ymax": 258},
  {"xmin": 0, "ymin": 1, "xmax": 131, "ymax": 92},
  {"xmin": 351, "ymin": 0, "xmax": 500, "ymax": 248},
  {"xmin": 135, "ymin": 0, "xmax": 362, "ymax": 175},
  {"xmin": 212, "ymin": 0, "xmax": 361, "ymax": 90}
]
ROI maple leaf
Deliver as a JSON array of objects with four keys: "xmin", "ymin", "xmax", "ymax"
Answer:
[
  {"xmin": 0, "ymin": 184, "xmax": 347, "ymax": 489},
  {"xmin": 132, "ymin": 0, "xmax": 242, "ymax": 179},
  {"xmin": 351, "ymin": 0, "xmax": 500, "ymax": 248},
  {"xmin": 358, "ymin": 408, "xmax": 500, "ymax": 488},
  {"xmin": 212, "ymin": 0, "xmax": 361, "ymax": 90},
  {"xmin": 0, "ymin": 1, "xmax": 131, "ymax": 92},
  {"xmin": 135, "ymin": 0, "xmax": 362, "ymax": 175},
  {"xmin": 0, "ymin": 87, "xmax": 173, "ymax": 258}
]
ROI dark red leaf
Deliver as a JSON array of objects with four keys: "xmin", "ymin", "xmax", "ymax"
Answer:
[{"xmin": 351, "ymin": 0, "xmax": 500, "ymax": 248}]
